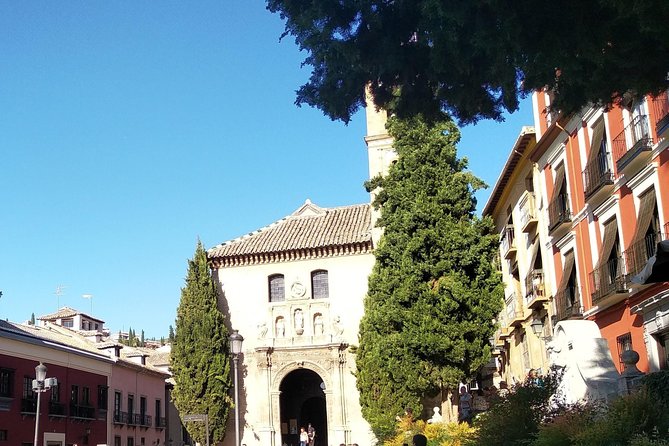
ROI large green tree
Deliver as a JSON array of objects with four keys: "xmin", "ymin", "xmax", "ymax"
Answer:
[
  {"xmin": 171, "ymin": 241, "xmax": 232, "ymax": 444},
  {"xmin": 267, "ymin": 0, "xmax": 669, "ymax": 124},
  {"xmin": 355, "ymin": 115, "xmax": 503, "ymax": 440}
]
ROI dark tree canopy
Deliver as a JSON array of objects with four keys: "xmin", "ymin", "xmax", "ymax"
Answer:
[
  {"xmin": 355, "ymin": 115, "xmax": 503, "ymax": 440},
  {"xmin": 171, "ymin": 241, "xmax": 232, "ymax": 444},
  {"xmin": 267, "ymin": 0, "xmax": 669, "ymax": 124}
]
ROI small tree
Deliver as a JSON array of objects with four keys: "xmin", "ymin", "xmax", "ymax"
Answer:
[
  {"xmin": 30, "ymin": 313, "xmax": 35, "ymax": 325},
  {"xmin": 171, "ymin": 241, "xmax": 232, "ymax": 444},
  {"xmin": 356, "ymin": 115, "xmax": 503, "ymax": 440},
  {"xmin": 168, "ymin": 325, "xmax": 175, "ymax": 343}
]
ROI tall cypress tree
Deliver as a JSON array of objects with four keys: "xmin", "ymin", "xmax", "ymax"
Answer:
[
  {"xmin": 356, "ymin": 115, "xmax": 503, "ymax": 440},
  {"xmin": 171, "ymin": 241, "xmax": 232, "ymax": 443}
]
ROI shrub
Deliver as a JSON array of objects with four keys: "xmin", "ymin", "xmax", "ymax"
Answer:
[{"xmin": 384, "ymin": 417, "xmax": 477, "ymax": 446}]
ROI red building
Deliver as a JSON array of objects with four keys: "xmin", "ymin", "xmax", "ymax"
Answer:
[
  {"xmin": 1, "ymin": 320, "xmax": 112, "ymax": 446},
  {"xmin": 531, "ymin": 90, "xmax": 669, "ymax": 372}
]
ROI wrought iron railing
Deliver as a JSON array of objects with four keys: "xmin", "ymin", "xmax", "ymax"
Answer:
[
  {"xmin": 548, "ymin": 193, "xmax": 571, "ymax": 231},
  {"xmin": 624, "ymin": 232, "xmax": 666, "ymax": 278},
  {"xmin": 590, "ymin": 256, "xmax": 628, "ymax": 303},
  {"xmin": 48, "ymin": 401, "xmax": 66, "ymax": 416},
  {"xmin": 583, "ymin": 152, "xmax": 614, "ymax": 198},
  {"xmin": 70, "ymin": 403, "xmax": 95, "ymax": 419},
  {"xmin": 505, "ymin": 292, "xmax": 522, "ymax": 320},
  {"xmin": 612, "ymin": 114, "xmax": 653, "ymax": 166},
  {"xmin": 139, "ymin": 413, "xmax": 152, "ymax": 427},
  {"xmin": 500, "ymin": 225, "xmax": 516, "ymax": 256},
  {"xmin": 21, "ymin": 398, "xmax": 37, "ymax": 413},
  {"xmin": 554, "ymin": 285, "xmax": 581, "ymax": 322},
  {"xmin": 524, "ymin": 270, "xmax": 546, "ymax": 304},
  {"xmin": 156, "ymin": 416, "xmax": 167, "ymax": 428},
  {"xmin": 113, "ymin": 410, "xmax": 128, "ymax": 424}
]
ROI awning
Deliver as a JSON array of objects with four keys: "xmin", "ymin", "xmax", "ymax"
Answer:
[{"xmin": 631, "ymin": 240, "xmax": 669, "ymax": 284}]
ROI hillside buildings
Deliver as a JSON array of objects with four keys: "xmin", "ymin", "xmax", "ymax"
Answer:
[{"xmin": 485, "ymin": 91, "xmax": 669, "ymax": 389}]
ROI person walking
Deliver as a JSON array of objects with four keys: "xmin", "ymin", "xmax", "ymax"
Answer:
[
  {"xmin": 307, "ymin": 423, "xmax": 316, "ymax": 446},
  {"xmin": 458, "ymin": 386, "xmax": 473, "ymax": 423},
  {"xmin": 299, "ymin": 427, "xmax": 308, "ymax": 446}
]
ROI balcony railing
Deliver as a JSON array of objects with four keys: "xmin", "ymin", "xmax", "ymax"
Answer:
[
  {"xmin": 21, "ymin": 398, "xmax": 37, "ymax": 413},
  {"xmin": 583, "ymin": 153, "xmax": 614, "ymax": 198},
  {"xmin": 554, "ymin": 285, "xmax": 581, "ymax": 322},
  {"xmin": 613, "ymin": 114, "xmax": 654, "ymax": 171},
  {"xmin": 48, "ymin": 401, "xmax": 66, "ymax": 416},
  {"xmin": 548, "ymin": 193, "xmax": 571, "ymax": 231},
  {"xmin": 625, "ymin": 232, "xmax": 667, "ymax": 278},
  {"xmin": 519, "ymin": 192, "xmax": 538, "ymax": 233},
  {"xmin": 139, "ymin": 413, "xmax": 152, "ymax": 427},
  {"xmin": 651, "ymin": 93, "xmax": 669, "ymax": 136},
  {"xmin": 524, "ymin": 270, "xmax": 548, "ymax": 308},
  {"xmin": 500, "ymin": 225, "xmax": 516, "ymax": 259},
  {"xmin": 70, "ymin": 403, "xmax": 95, "ymax": 419},
  {"xmin": 505, "ymin": 292, "xmax": 524, "ymax": 325},
  {"xmin": 590, "ymin": 256, "xmax": 628, "ymax": 304},
  {"xmin": 156, "ymin": 416, "xmax": 167, "ymax": 428},
  {"xmin": 127, "ymin": 412, "xmax": 139, "ymax": 425},
  {"xmin": 113, "ymin": 411, "xmax": 128, "ymax": 424}
]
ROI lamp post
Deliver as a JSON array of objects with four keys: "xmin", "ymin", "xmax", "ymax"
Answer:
[
  {"xmin": 229, "ymin": 330, "xmax": 244, "ymax": 446},
  {"xmin": 33, "ymin": 363, "xmax": 56, "ymax": 446}
]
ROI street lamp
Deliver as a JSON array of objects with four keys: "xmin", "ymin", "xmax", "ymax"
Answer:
[
  {"xmin": 33, "ymin": 362, "xmax": 57, "ymax": 446},
  {"xmin": 229, "ymin": 330, "xmax": 244, "ymax": 446},
  {"xmin": 530, "ymin": 317, "xmax": 544, "ymax": 337}
]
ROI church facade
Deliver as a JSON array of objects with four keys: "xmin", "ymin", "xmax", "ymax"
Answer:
[{"xmin": 207, "ymin": 103, "xmax": 393, "ymax": 446}]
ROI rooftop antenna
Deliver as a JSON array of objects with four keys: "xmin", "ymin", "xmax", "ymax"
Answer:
[
  {"xmin": 82, "ymin": 294, "xmax": 93, "ymax": 316},
  {"xmin": 54, "ymin": 285, "xmax": 67, "ymax": 310}
]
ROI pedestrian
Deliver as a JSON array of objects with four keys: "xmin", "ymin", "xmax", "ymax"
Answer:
[
  {"xmin": 458, "ymin": 386, "xmax": 473, "ymax": 423},
  {"xmin": 299, "ymin": 427, "xmax": 308, "ymax": 446},
  {"xmin": 307, "ymin": 422, "xmax": 316, "ymax": 446}
]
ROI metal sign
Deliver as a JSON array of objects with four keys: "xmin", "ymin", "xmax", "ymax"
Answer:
[{"xmin": 183, "ymin": 414, "xmax": 208, "ymax": 422}]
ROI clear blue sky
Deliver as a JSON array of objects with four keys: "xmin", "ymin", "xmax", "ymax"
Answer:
[{"xmin": 0, "ymin": 1, "xmax": 533, "ymax": 339}]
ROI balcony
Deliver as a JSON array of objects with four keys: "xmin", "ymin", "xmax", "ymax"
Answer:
[
  {"xmin": 139, "ymin": 413, "xmax": 152, "ymax": 427},
  {"xmin": 48, "ymin": 401, "xmax": 66, "ymax": 416},
  {"xmin": 156, "ymin": 416, "xmax": 167, "ymax": 428},
  {"xmin": 625, "ymin": 232, "xmax": 668, "ymax": 279},
  {"xmin": 505, "ymin": 292, "xmax": 524, "ymax": 327},
  {"xmin": 590, "ymin": 256, "xmax": 628, "ymax": 304},
  {"xmin": 613, "ymin": 114, "xmax": 654, "ymax": 176},
  {"xmin": 554, "ymin": 285, "xmax": 582, "ymax": 322},
  {"xmin": 113, "ymin": 411, "xmax": 128, "ymax": 424},
  {"xmin": 70, "ymin": 403, "xmax": 95, "ymax": 419},
  {"xmin": 583, "ymin": 155, "xmax": 614, "ymax": 200},
  {"xmin": 500, "ymin": 225, "xmax": 517, "ymax": 259},
  {"xmin": 651, "ymin": 93, "xmax": 669, "ymax": 138},
  {"xmin": 524, "ymin": 270, "xmax": 549, "ymax": 309},
  {"xmin": 548, "ymin": 193, "xmax": 571, "ymax": 233},
  {"xmin": 21, "ymin": 398, "xmax": 37, "ymax": 413},
  {"xmin": 127, "ymin": 412, "xmax": 139, "ymax": 425},
  {"xmin": 519, "ymin": 192, "xmax": 538, "ymax": 233}
]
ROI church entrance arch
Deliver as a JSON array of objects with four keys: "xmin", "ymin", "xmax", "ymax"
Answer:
[{"xmin": 279, "ymin": 368, "xmax": 328, "ymax": 446}]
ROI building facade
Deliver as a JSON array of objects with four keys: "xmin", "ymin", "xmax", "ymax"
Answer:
[{"xmin": 487, "ymin": 90, "xmax": 669, "ymax": 388}]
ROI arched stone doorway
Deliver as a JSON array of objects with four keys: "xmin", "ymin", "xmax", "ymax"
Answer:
[{"xmin": 279, "ymin": 369, "xmax": 328, "ymax": 446}]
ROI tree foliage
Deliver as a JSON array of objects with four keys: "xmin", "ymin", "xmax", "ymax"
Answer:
[
  {"xmin": 171, "ymin": 241, "xmax": 232, "ymax": 444},
  {"xmin": 266, "ymin": 0, "xmax": 669, "ymax": 124},
  {"xmin": 355, "ymin": 115, "xmax": 503, "ymax": 440}
]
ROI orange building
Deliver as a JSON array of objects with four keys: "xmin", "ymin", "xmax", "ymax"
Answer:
[{"xmin": 529, "ymin": 91, "xmax": 669, "ymax": 373}]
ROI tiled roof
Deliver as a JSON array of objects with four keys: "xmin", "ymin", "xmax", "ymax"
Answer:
[
  {"xmin": 38, "ymin": 306, "xmax": 105, "ymax": 323},
  {"xmin": 208, "ymin": 201, "xmax": 373, "ymax": 264}
]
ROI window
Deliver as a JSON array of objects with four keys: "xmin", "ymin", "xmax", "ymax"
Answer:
[
  {"xmin": 268, "ymin": 274, "xmax": 285, "ymax": 302},
  {"xmin": 617, "ymin": 333, "xmax": 633, "ymax": 370},
  {"xmin": 311, "ymin": 270, "xmax": 329, "ymax": 299},
  {"xmin": 0, "ymin": 368, "xmax": 13, "ymax": 397},
  {"xmin": 114, "ymin": 391, "xmax": 122, "ymax": 416},
  {"xmin": 114, "ymin": 437, "xmax": 121, "ymax": 446},
  {"xmin": 23, "ymin": 377, "xmax": 34, "ymax": 399},
  {"xmin": 50, "ymin": 384, "xmax": 60, "ymax": 402},
  {"xmin": 62, "ymin": 318, "xmax": 74, "ymax": 328},
  {"xmin": 0, "ymin": 430, "xmax": 7, "ymax": 441},
  {"xmin": 155, "ymin": 399, "xmax": 162, "ymax": 427},
  {"xmin": 140, "ymin": 396, "xmax": 147, "ymax": 424},
  {"xmin": 127, "ymin": 394, "xmax": 134, "ymax": 417},
  {"xmin": 98, "ymin": 385, "xmax": 108, "ymax": 410},
  {"xmin": 71, "ymin": 385, "xmax": 79, "ymax": 404},
  {"xmin": 521, "ymin": 332, "xmax": 530, "ymax": 371},
  {"xmin": 127, "ymin": 437, "xmax": 134, "ymax": 446},
  {"xmin": 82, "ymin": 386, "xmax": 90, "ymax": 405}
]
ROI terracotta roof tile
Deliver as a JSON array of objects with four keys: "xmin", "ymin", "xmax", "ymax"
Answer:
[
  {"xmin": 208, "ymin": 201, "xmax": 373, "ymax": 261},
  {"xmin": 38, "ymin": 306, "xmax": 105, "ymax": 323}
]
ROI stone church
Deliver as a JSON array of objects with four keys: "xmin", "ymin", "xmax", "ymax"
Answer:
[{"xmin": 207, "ymin": 103, "xmax": 393, "ymax": 446}]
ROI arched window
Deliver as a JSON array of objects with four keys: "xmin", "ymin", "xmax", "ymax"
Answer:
[
  {"xmin": 268, "ymin": 274, "xmax": 285, "ymax": 302},
  {"xmin": 311, "ymin": 270, "xmax": 329, "ymax": 299}
]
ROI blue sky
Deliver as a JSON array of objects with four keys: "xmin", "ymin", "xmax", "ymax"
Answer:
[{"xmin": 0, "ymin": 1, "xmax": 533, "ymax": 338}]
